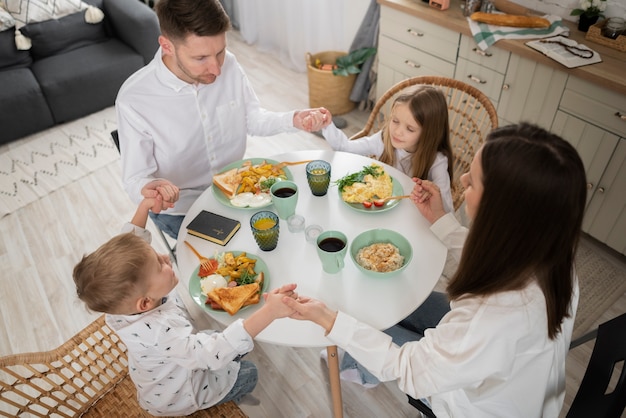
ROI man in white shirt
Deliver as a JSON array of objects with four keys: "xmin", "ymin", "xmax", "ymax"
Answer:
[{"xmin": 116, "ymin": 0, "xmax": 327, "ymax": 239}]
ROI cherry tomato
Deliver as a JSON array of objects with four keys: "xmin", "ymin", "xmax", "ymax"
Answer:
[
  {"xmin": 373, "ymin": 199, "xmax": 385, "ymax": 207},
  {"xmin": 362, "ymin": 201, "xmax": 373, "ymax": 208}
]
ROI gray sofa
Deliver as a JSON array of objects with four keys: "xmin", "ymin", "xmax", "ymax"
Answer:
[{"xmin": 0, "ymin": 0, "xmax": 159, "ymax": 145}]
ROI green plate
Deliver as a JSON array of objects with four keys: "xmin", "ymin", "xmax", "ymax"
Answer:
[
  {"xmin": 339, "ymin": 177, "xmax": 404, "ymax": 213},
  {"xmin": 211, "ymin": 158, "xmax": 293, "ymax": 209},
  {"xmin": 189, "ymin": 251, "xmax": 270, "ymax": 315}
]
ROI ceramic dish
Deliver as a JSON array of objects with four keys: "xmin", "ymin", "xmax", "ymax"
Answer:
[
  {"xmin": 189, "ymin": 251, "xmax": 270, "ymax": 314},
  {"xmin": 350, "ymin": 229, "xmax": 412, "ymax": 278},
  {"xmin": 339, "ymin": 177, "xmax": 404, "ymax": 213},
  {"xmin": 212, "ymin": 158, "xmax": 293, "ymax": 209}
]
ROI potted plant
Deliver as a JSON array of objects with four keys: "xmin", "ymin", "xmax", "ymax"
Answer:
[{"xmin": 571, "ymin": 0, "xmax": 607, "ymax": 32}]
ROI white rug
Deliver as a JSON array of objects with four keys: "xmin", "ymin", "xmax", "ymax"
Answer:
[{"xmin": 0, "ymin": 107, "xmax": 119, "ymax": 218}]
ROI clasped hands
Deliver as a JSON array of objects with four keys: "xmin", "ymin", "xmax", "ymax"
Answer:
[
  {"xmin": 142, "ymin": 179, "xmax": 180, "ymax": 212},
  {"xmin": 294, "ymin": 107, "xmax": 332, "ymax": 132}
]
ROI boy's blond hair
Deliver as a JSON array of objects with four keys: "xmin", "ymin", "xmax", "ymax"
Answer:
[{"xmin": 73, "ymin": 233, "xmax": 153, "ymax": 314}]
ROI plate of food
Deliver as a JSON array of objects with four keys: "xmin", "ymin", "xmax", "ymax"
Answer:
[
  {"xmin": 189, "ymin": 251, "xmax": 269, "ymax": 316},
  {"xmin": 211, "ymin": 158, "xmax": 293, "ymax": 209},
  {"xmin": 335, "ymin": 163, "xmax": 405, "ymax": 213}
]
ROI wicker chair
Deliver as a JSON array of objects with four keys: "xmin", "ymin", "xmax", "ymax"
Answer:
[
  {"xmin": 350, "ymin": 76, "xmax": 499, "ymax": 211},
  {"xmin": 0, "ymin": 315, "xmax": 246, "ymax": 418}
]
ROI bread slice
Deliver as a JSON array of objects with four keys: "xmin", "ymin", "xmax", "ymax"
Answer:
[
  {"xmin": 208, "ymin": 283, "xmax": 260, "ymax": 315},
  {"xmin": 212, "ymin": 167, "xmax": 243, "ymax": 199}
]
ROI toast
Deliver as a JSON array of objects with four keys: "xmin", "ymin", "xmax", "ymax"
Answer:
[
  {"xmin": 470, "ymin": 12, "xmax": 550, "ymax": 28},
  {"xmin": 208, "ymin": 282, "xmax": 260, "ymax": 315},
  {"xmin": 212, "ymin": 167, "xmax": 243, "ymax": 199}
]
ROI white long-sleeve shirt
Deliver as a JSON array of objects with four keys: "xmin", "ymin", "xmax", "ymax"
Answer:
[
  {"xmin": 327, "ymin": 213, "xmax": 578, "ymax": 417},
  {"xmin": 322, "ymin": 124, "xmax": 454, "ymax": 213},
  {"xmin": 106, "ymin": 223, "xmax": 254, "ymax": 416},
  {"xmin": 116, "ymin": 48, "xmax": 296, "ymax": 215}
]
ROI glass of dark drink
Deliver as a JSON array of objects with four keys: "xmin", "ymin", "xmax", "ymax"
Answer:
[{"xmin": 316, "ymin": 230, "xmax": 348, "ymax": 273}]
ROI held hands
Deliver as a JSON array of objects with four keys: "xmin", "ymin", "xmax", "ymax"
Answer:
[
  {"xmin": 141, "ymin": 179, "xmax": 180, "ymax": 212},
  {"xmin": 411, "ymin": 178, "xmax": 447, "ymax": 224},
  {"xmin": 282, "ymin": 295, "xmax": 338, "ymax": 334},
  {"xmin": 262, "ymin": 283, "xmax": 299, "ymax": 319},
  {"xmin": 294, "ymin": 108, "xmax": 332, "ymax": 132}
]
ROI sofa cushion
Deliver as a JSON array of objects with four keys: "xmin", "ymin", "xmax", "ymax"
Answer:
[
  {"xmin": 0, "ymin": 67, "xmax": 54, "ymax": 143},
  {"xmin": 20, "ymin": 10, "xmax": 107, "ymax": 59},
  {"xmin": 31, "ymin": 38, "xmax": 143, "ymax": 123},
  {"xmin": 1, "ymin": 0, "xmax": 100, "ymax": 28},
  {"xmin": 0, "ymin": 24, "xmax": 30, "ymax": 69}
]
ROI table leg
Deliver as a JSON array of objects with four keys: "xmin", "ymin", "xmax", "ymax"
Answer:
[{"xmin": 327, "ymin": 345, "xmax": 344, "ymax": 418}]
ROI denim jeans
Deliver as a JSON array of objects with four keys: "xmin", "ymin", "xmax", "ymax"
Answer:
[
  {"xmin": 217, "ymin": 360, "xmax": 258, "ymax": 404},
  {"xmin": 340, "ymin": 291, "xmax": 451, "ymax": 386},
  {"xmin": 148, "ymin": 212, "xmax": 184, "ymax": 240}
]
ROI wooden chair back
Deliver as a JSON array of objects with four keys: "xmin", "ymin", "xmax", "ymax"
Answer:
[
  {"xmin": 351, "ymin": 76, "xmax": 499, "ymax": 210},
  {"xmin": 0, "ymin": 315, "xmax": 246, "ymax": 417}
]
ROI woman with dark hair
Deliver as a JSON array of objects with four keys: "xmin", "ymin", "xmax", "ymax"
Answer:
[{"xmin": 283, "ymin": 123, "xmax": 587, "ymax": 417}]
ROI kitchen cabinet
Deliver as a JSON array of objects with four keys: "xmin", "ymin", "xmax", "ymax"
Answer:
[
  {"xmin": 497, "ymin": 54, "xmax": 567, "ymax": 129},
  {"xmin": 551, "ymin": 78, "xmax": 626, "ymax": 255},
  {"xmin": 377, "ymin": 6, "xmax": 459, "ymax": 100},
  {"xmin": 376, "ymin": 0, "xmax": 626, "ymax": 254},
  {"xmin": 455, "ymin": 34, "xmax": 508, "ymax": 110}
]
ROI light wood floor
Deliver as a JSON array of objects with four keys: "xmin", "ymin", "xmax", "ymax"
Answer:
[{"xmin": 1, "ymin": 30, "xmax": 625, "ymax": 418}]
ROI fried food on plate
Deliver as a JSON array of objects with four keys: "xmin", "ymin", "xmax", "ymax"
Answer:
[{"xmin": 208, "ymin": 282, "xmax": 260, "ymax": 315}]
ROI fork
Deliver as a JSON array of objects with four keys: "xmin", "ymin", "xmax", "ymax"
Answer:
[
  {"xmin": 274, "ymin": 160, "xmax": 313, "ymax": 170},
  {"xmin": 184, "ymin": 241, "xmax": 213, "ymax": 270}
]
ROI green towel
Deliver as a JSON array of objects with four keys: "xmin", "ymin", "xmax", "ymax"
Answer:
[{"xmin": 468, "ymin": 15, "xmax": 569, "ymax": 50}]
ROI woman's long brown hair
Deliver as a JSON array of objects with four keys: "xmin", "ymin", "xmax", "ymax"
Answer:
[
  {"xmin": 379, "ymin": 86, "xmax": 453, "ymax": 181},
  {"xmin": 447, "ymin": 123, "xmax": 586, "ymax": 339}
]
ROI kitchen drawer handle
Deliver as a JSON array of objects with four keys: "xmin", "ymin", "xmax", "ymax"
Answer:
[
  {"xmin": 407, "ymin": 28, "xmax": 424, "ymax": 37},
  {"xmin": 616, "ymin": 111, "xmax": 626, "ymax": 121},
  {"xmin": 472, "ymin": 48, "xmax": 492, "ymax": 57},
  {"xmin": 404, "ymin": 60, "xmax": 421, "ymax": 69},
  {"xmin": 462, "ymin": 99, "xmax": 482, "ymax": 110},
  {"xmin": 468, "ymin": 75, "xmax": 487, "ymax": 84}
]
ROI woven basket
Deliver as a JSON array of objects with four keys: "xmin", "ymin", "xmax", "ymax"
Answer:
[
  {"xmin": 306, "ymin": 51, "xmax": 357, "ymax": 115},
  {"xmin": 585, "ymin": 19, "xmax": 626, "ymax": 52}
]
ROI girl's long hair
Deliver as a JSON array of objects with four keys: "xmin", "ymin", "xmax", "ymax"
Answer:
[
  {"xmin": 379, "ymin": 86, "xmax": 453, "ymax": 181},
  {"xmin": 447, "ymin": 123, "xmax": 587, "ymax": 339}
]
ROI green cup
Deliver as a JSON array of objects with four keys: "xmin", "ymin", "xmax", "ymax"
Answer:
[
  {"xmin": 306, "ymin": 160, "xmax": 331, "ymax": 196},
  {"xmin": 316, "ymin": 230, "xmax": 348, "ymax": 274},
  {"xmin": 270, "ymin": 180, "xmax": 298, "ymax": 220},
  {"xmin": 250, "ymin": 211, "xmax": 280, "ymax": 251}
]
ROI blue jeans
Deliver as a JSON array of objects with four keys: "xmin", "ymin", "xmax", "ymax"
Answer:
[
  {"xmin": 217, "ymin": 360, "xmax": 258, "ymax": 404},
  {"xmin": 148, "ymin": 212, "xmax": 184, "ymax": 240},
  {"xmin": 340, "ymin": 291, "xmax": 451, "ymax": 386}
]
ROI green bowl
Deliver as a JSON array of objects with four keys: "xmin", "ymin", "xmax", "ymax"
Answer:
[{"xmin": 350, "ymin": 229, "xmax": 412, "ymax": 278}]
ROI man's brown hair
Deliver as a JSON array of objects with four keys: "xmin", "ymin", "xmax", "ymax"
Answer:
[{"xmin": 155, "ymin": 0, "xmax": 231, "ymax": 41}]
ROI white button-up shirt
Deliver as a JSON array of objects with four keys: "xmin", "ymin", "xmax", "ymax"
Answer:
[
  {"xmin": 327, "ymin": 213, "xmax": 578, "ymax": 417},
  {"xmin": 116, "ymin": 48, "xmax": 296, "ymax": 214},
  {"xmin": 106, "ymin": 223, "xmax": 254, "ymax": 416}
]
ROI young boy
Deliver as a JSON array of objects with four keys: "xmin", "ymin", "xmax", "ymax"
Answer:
[{"xmin": 73, "ymin": 195, "xmax": 297, "ymax": 416}]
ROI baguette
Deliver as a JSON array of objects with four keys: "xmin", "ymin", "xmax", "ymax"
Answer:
[{"xmin": 470, "ymin": 12, "xmax": 550, "ymax": 28}]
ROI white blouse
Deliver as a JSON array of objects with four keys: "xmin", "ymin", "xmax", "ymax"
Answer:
[
  {"xmin": 327, "ymin": 213, "xmax": 579, "ymax": 417},
  {"xmin": 321, "ymin": 124, "xmax": 454, "ymax": 213}
]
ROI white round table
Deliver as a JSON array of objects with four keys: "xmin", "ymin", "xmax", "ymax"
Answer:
[{"xmin": 176, "ymin": 150, "xmax": 447, "ymax": 416}]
